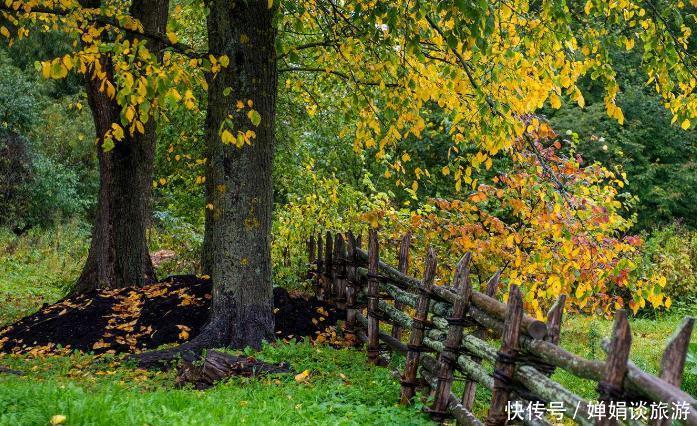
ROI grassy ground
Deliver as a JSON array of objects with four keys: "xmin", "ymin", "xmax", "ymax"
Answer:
[
  {"xmin": 1, "ymin": 224, "xmax": 695, "ymax": 425},
  {"xmin": 0, "ymin": 342, "xmax": 432, "ymax": 425},
  {"xmin": 0, "ymin": 224, "xmax": 88, "ymax": 325}
]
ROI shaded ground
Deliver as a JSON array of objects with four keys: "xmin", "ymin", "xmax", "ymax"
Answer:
[{"xmin": 0, "ymin": 275, "xmax": 345, "ymax": 356}]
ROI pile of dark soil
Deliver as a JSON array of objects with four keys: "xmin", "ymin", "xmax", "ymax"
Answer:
[{"xmin": 0, "ymin": 275, "xmax": 344, "ymax": 356}]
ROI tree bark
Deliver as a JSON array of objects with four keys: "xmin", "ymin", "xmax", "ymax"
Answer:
[
  {"xmin": 73, "ymin": 0, "xmax": 168, "ymax": 293},
  {"xmin": 198, "ymin": 0, "xmax": 278, "ymax": 349}
]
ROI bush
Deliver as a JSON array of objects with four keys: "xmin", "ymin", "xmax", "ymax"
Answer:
[
  {"xmin": 0, "ymin": 134, "xmax": 33, "ymax": 231},
  {"xmin": 641, "ymin": 224, "xmax": 697, "ymax": 307}
]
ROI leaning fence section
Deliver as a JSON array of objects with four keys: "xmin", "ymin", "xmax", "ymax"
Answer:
[{"xmin": 307, "ymin": 230, "xmax": 696, "ymax": 426}]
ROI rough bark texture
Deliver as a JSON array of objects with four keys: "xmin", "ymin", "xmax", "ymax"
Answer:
[
  {"xmin": 74, "ymin": 0, "xmax": 167, "ymax": 293},
  {"xmin": 198, "ymin": 0, "xmax": 277, "ymax": 350}
]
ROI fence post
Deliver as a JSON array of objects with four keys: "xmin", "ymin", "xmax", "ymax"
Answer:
[
  {"xmin": 596, "ymin": 310, "xmax": 631, "ymax": 426},
  {"xmin": 654, "ymin": 317, "xmax": 694, "ymax": 426},
  {"xmin": 400, "ymin": 247, "xmax": 437, "ymax": 405},
  {"xmin": 334, "ymin": 234, "xmax": 347, "ymax": 310},
  {"xmin": 324, "ymin": 231, "xmax": 333, "ymax": 301},
  {"xmin": 545, "ymin": 294, "xmax": 566, "ymax": 346},
  {"xmin": 316, "ymin": 233, "xmax": 323, "ymax": 298},
  {"xmin": 391, "ymin": 232, "xmax": 412, "ymax": 341},
  {"xmin": 367, "ymin": 228, "xmax": 381, "ymax": 365},
  {"xmin": 345, "ymin": 232, "xmax": 358, "ymax": 333},
  {"xmin": 430, "ymin": 253, "xmax": 472, "ymax": 420},
  {"xmin": 485, "ymin": 284, "xmax": 524, "ymax": 426},
  {"xmin": 462, "ymin": 270, "xmax": 501, "ymax": 409},
  {"xmin": 307, "ymin": 235, "xmax": 315, "ymax": 279}
]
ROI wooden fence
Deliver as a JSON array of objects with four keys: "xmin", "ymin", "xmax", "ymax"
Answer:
[{"xmin": 306, "ymin": 230, "xmax": 696, "ymax": 426}]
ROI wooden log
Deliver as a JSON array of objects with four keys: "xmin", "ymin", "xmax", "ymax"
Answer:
[
  {"xmin": 324, "ymin": 231, "xmax": 333, "ymax": 301},
  {"xmin": 345, "ymin": 232, "xmax": 358, "ymax": 332},
  {"xmin": 654, "ymin": 317, "xmax": 694, "ymax": 426},
  {"xmin": 431, "ymin": 253, "xmax": 472, "ymax": 420},
  {"xmin": 334, "ymin": 234, "xmax": 347, "ymax": 309},
  {"xmin": 354, "ymin": 249, "xmax": 547, "ymax": 340},
  {"xmin": 596, "ymin": 310, "xmax": 631, "ymax": 426},
  {"xmin": 400, "ymin": 247, "xmax": 437, "ymax": 405},
  {"xmin": 486, "ymin": 285, "xmax": 524, "ymax": 426},
  {"xmin": 367, "ymin": 229, "xmax": 381, "ymax": 365},
  {"xmin": 391, "ymin": 232, "xmax": 412, "ymax": 341},
  {"xmin": 176, "ymin": 350, "xmax": 291, "ymax": 390},
  {"xmin": 463, "ymin": 270, "xmax": 501, "ymax": 409}
]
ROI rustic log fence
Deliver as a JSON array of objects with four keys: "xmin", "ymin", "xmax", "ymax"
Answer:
[{"xmin": 307, "ymin": 231, "xmax": 697, "ymax": 425}]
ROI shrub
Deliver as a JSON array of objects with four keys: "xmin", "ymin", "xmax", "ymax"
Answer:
[
  {"xmin": 272, "ymin": 127, "xmax": 668, "ymax": 318},
  {"xmin": 641, "ymin": 224, "xmax": 697, "ymax": 306},
  {"xmin": 0, "ymin": 134, "xmax": 33, "ymax": 231}
]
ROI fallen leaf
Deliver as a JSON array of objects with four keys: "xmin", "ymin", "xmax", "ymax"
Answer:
[
  {"xmin": 50, "ymin": 415, "xmax": 67, "ymax": 425},
  {"xmin": 294, "ymin": 369, "xmax": 310, "ymax": 383}
]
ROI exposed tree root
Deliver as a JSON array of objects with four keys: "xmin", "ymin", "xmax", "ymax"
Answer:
[{"xmin": 176, "ymin": 350, "xmax": 290, "ymax": 389}]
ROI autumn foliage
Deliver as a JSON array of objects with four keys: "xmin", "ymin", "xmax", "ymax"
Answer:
[{"xmin": 276, "ymin": 122, "xmax": 668, "ymax": 319}]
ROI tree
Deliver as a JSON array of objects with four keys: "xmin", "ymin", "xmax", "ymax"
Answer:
[
  {"xmin": 1, "ymin": 0, "xmax": 175, "ymax": 292},
  {"xmin": 73, "ymin": 0, "xmax": 169, "ymax": 293},
  {"xmin": 4, "ymin": 0, "xmax": 697, "ymax": 357},
  {"xmin": 196, "ymin": 0, "xmax": 277, "ymax": 349}
]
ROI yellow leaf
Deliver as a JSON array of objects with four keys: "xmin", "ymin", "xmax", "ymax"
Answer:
[
  {"xmin": 111, "ymin": 123, "xmax": 124, "ymax": 141},
  {"xmin": 50, "ymin": 415, "xmax": 67, "ymax": 425},
  {"xmin": 124, "ymin": 106, "xmax": 135, "ymax": 122},
  {"xmin": 167, "ymin": 31, "xmax": 178, "ymax": 44},
  {"xmin": 268, "ymin": 0, "xmax": 273, "ymax": 8},
  {"xmin": 549, "ymin": 92, "xmax": 561, "ymax": 109},
  {"xmin": 0, "ymin": 26, "xmax": 9, "ymax": 38},
  {"xmin": 681, "ymin": 119, "xmax": 691, "ymax": 130},
  {"xmin": 62, "ymin": 55, "xmax": 73, "ymax": 70},
  {"xmin": 41, "ymin": 61, "xmax": 51, "ymax": 79},
  {"xmin": 294, "ymin": 369, "xmax": 310, "ymax": 383},
  {"xmin": 219, "ymin": 55, "xmax": 230, "ymax": 68},
  {"xmin": 221, "ymin": 129, "xmax": 235, "ymax": 144}
]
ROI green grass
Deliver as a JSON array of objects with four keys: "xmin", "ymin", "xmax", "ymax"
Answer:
[
  {"xmin": 0, "ymin": 223, "xmax": 88, "ymax": 325},
  {"xmin": 0, "ymin": 342, "xmax": 432, "ymax": 425},
  {"xmin": 1, "ymin": 223, "xmax": 696, "ymax": 424}
]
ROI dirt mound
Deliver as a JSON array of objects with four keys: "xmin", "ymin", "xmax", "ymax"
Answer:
[{"xmin": 0, "ymin": 275, "xmax": 344, "ymax": 356}]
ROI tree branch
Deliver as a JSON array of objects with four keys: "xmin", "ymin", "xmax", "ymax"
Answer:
[
  {"xmin": 279, "ymin": 66, "xmax": 401, "ymax": 87},
  {"xmin": 0, "ymin": 4, "xmax": 206, "ymax": 58}
]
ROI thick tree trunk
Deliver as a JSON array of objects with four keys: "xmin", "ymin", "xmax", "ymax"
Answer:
[
  {"xmin": 73, "ymin": 0, "xmax": 168, "ymax": 293},
  {"xmin": 198, "ymin": 0, "xmax": 278, "ymax": 349}
]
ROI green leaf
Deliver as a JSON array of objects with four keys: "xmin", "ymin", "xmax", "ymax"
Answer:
[{"xmin": 248, "ymin": 110, "xmax": 261, "ymax": 126}]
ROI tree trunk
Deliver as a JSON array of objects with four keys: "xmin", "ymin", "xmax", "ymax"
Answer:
[
  {"xmin": 73, "ymin": 0, "xmax": 168, "ymax": 293},
  {"xmin": 198, "ymin": 0, "xmax": 277, "ymax": 349}
]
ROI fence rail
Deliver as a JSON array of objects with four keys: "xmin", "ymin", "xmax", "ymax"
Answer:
[{"xmin": 307, "ymin": 230, "xmax": 696, "ymax": 426}]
